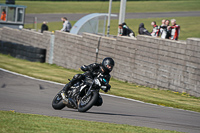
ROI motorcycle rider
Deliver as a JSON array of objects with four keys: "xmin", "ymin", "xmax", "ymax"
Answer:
[{"xmin": 60, "ymin": 57, "xmax": 115, "ymax": 106}]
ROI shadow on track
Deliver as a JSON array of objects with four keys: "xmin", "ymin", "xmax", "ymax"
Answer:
[{"xmin": 60, "ymin": 109, "xmax": 157, "ymax": 119}]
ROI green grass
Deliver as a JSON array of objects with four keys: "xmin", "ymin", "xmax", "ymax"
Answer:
[
  {"xmin": 10, "ymin": 1, "xmax": 200, "ymax": 14},
  {"xmin": 0, "ymin": 54, "xmax": 200, "ymax": 113},
  {"xmin": 0, "ymin": 110, "xmax": 182, "ymax": 133},
  {"xmin": 25, "ymin": 16, "xmax": 200, "ymax": 40}
]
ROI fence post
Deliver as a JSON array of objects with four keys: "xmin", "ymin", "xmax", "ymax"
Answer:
[
  {"xmin": 48, "ymin": 33, "xmax": 55, "ymax": 64},
  {"xmin": 34, "ymin": 17, "xmax": 37, "ymax": 30},
  {"xmin": 95, "ymin": 37, "xmax": 101, "ymax": 63}
]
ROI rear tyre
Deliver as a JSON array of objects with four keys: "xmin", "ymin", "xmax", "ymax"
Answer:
[
  {"xmin": 52, "ymin": 90, "xmax": 65, "ymax": 110},
  {"xmin": 78, "ymin": 91, "xmax": 98, "ymax": 112}
]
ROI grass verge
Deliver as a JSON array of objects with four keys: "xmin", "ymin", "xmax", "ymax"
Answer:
[
  {"xmin": 0, "ymin": 110, "xmax": 182, "ymax": 133},
  {"xmin": 0, "ymin": 54, "xmax": 200, "ymax": 112},
  {"xmin": 25, "ymin": 16, "xmax": 200, "ymax": 40},
  {"xmin": 12, "ymin": 1, "xmax": 200, "ymax": 14}
]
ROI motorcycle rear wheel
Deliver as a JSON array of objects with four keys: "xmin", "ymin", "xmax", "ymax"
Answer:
[
  {"xmin": 78, "ymin": 90, "xmax": 98, "ymax": 112},
  {"xmin": 52, "ymin": 90, "xmax": 65, "ymax": 110}
]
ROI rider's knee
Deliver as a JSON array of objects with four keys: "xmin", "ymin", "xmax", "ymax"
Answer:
[{"xmin": 94, "ymin": 95, "xmax": 103, "ymax": 106}]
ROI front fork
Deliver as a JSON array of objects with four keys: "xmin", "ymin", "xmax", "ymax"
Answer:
[{"xmin": 85, "ymin": 81, "xmax": 95, "ymax": 97}]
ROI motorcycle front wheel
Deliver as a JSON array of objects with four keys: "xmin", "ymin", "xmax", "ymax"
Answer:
[
  {"xmin": 52, "ymin": 90, "xmax": 65, "ymax": 110},
  {"xmin": 78, "ymin": 90, "xmax": 98, "ymax": 112}
]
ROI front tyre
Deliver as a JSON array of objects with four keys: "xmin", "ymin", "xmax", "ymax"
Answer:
[
  {"xmin": 52, "ymin": 90, "xmax": 65, "ymax": 110},
  {"xmin": 78, "ymin": 91, "xmax": 98, "ymax": 112}
]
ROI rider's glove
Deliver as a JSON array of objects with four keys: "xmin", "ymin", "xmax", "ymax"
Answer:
[
  {"xmin": 81, "ymin": 65, "xmax": 94, "ymax": 72},
  {"xmin": 81, "ymin": 65, "xmax": 88, "ymax": 72}
]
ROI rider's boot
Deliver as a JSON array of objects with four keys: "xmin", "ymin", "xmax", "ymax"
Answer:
[
  {"xmin": 61, "ymin": 92, "xmax": 68, "ymax": 104},
  {"xmin": 60, "ymin": 76, "xmax": 79, "ymax": 104},
  {"xmin": 61, "ymin": 83, "xmax": 71, "ymax": 104}
]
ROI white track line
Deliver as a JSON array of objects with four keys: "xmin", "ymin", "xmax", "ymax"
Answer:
[{"xmin": 0, "ymin": 68, "xmax": 199, "ymax": 113}]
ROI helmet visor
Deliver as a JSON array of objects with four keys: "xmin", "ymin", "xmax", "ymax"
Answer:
[{"xmin": 106, "ymin": 64, "xmax": 113, "ymax": 71}]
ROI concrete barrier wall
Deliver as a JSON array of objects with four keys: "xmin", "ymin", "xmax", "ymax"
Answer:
[
  {"xmin": 0, "ymin": 27, "xmax": 200, "ymax": 97},
  {"xmin": 53, "ymin": 31, "xmax": 101, "ymax": 69}
]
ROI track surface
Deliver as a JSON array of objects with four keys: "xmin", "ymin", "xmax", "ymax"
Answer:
[
  {"xmin": 0, "ymin": 69, "xmax": 200, "ymax": 133},
  {"xmin": 25, "ymin": 11, "xmax": 200, "ymax": 24}
]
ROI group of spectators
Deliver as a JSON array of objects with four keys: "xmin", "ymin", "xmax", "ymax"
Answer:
[
  {"xmin": 40, "ymin": 15, "xmax": 180, "ymax": 41},
  {"xmin": 119, "ymin": 19, "xmax": 180, "ymax": 41},
  {"xmin": 138, "ymin": 19, "xmax": 180, "ymax": 41}
]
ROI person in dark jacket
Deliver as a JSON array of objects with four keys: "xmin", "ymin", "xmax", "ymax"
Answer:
[
  {"xmin": 165, "ymin": 20, "xmax": 171, "ymax": 39},
  {"xmin": 118, "ymin": 23, "xmax": 135, "ymax": 37},
  {"xmin": 159, "ymin": 19, "xmax": 171, "ymax": 39},
  {"xmin": 61, "ymin": 57, "xmax": 115, "ymax": 106},
  {"xmin": 41, "ymin": 21, "xmax": 49, "ymax": 33},
  {"xmin": 138, "ymin": 23, "xmax": 151, "ymax": 36}
]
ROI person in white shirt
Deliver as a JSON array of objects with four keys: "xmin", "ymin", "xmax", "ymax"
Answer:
[
  {"xmin": 60, "ymin": 17, "xmax": 72, "ymax": 32},
  {"xmin": 158, "ymin": 19, "xmax": 167, "ymax": 39}
]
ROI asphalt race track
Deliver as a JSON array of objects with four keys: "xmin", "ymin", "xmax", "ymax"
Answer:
[
  {"xmin": 25, "ymin": 11, "xmax": 200, "ymax": 24},
  {"xmin": 0, "ymin": 69, "xmax": 200, "ymax": 133}
]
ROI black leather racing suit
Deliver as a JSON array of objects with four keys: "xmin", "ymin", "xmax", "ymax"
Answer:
[{"xmin": 63, "ymin": 63, "xmax": 111, "ymax": 106}]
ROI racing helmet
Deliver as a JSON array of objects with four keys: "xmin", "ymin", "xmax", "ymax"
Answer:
[{"xmin": 102, "ymin": 57, "xmax": 115, "ymax": 73}]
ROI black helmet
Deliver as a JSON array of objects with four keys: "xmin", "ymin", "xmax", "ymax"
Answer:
[{"xmin": 102, "ymin": 57, "xmax": 115, "ymax": 73}]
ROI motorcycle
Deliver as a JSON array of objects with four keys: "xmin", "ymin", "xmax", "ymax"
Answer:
[{"xmin": 52, "ymin": 73, "xmax": 108, "ymax": 112}]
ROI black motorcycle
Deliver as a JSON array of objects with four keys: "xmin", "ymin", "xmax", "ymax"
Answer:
[{"xmin": 52, "ymin": 74, "xmax": 108, "ymax": 112}]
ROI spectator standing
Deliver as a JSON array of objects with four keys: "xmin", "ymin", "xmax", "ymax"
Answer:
[
  {"xmin": 168, "ymin": 19, "xmax": 180, "ymax": 40},
  {"xmin": 41, "ymin": 21, "xmax": 49, "ymax": 33},
  {"xmin": 157, "ymin": 19, "xmax": 171, "ymax": 39},
  {"xmin": 1, "ymin": 9, "xmax": 6, "ymax": 21},
  {"xmin": 60, "ymin": 17, "xmax": 72, "ymax": 32},
  {"xmin": 165, "ymin": 20, "xmax": 171, "ymax": 39},
  {"xmin": 151, "ymin": 21, "xmax": 159, "ymax": 37},
  {"xmin": 118, "ymin": 23, "xmax": 135, "ymax": 37},
  {"xmin": 138, "ymin": 23, "xmax": 151, "ymax": 36},
  {"xmin": 158, "ymin": 19, "xmax": 167, "ymax": 39}
]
